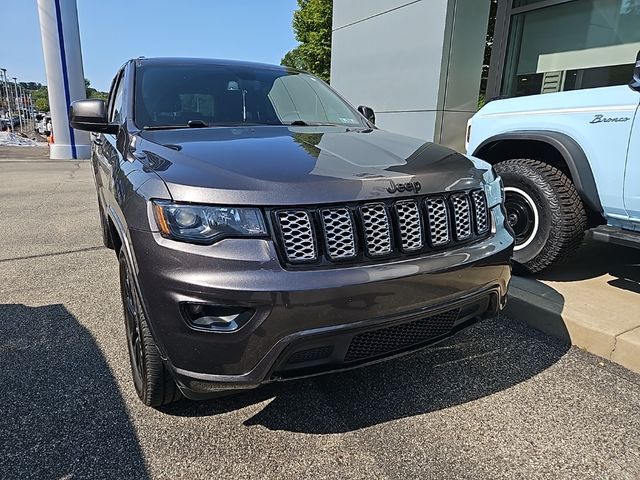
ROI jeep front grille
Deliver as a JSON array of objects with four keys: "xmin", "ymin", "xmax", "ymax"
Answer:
[{"xmin": 274, "ymin": 190, "xmax": 490, "ymax": 266}]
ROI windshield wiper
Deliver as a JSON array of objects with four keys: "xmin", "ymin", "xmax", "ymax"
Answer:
[
  {"xmin": 143, "ymin": 125, "xmax": 191, "ymax": 131},
  {"xmin": 187, "ymin": 120, "xmax": 208, "ymax": 128},
  {"xmin": 144, "ymin": 120, "xmax": 209, "ymax": 130},
  {"xmin": 287, "ymin": 120, "xmax": 356, "ymax": 128}
]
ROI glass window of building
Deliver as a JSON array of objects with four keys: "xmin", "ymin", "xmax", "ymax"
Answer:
[{"xmin": 501, "ymin": 0, "xmax": 640, "ymax": 97}]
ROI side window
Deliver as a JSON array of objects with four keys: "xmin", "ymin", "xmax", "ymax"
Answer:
[{"xmin": 108, "ymin": 71, "xmax": 125, "ymax": 124}]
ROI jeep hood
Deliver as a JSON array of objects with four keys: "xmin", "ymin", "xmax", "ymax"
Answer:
[{"xmin": 137, "ymin": 126, "xmax": 487, "ymax": 205}]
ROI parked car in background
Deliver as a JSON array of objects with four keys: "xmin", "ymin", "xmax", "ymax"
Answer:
[
  {"xmin": 69, "ymin": 57, "xmax": 513, "ymax": 407},
  {"xmin": 35, "ymin": 114, "xmax": 51, "ymax": 135},
  {"xmin": 467, "ymin": 51, "xmax": 640, "ymax": 274}
]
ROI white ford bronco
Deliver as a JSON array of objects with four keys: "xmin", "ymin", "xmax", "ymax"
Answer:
[{"xmin": 467, "ymin": 51, "xmax": 640, "ymax": 274}]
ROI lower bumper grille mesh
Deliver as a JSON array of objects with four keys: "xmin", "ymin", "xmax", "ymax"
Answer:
[
  {"xmin": 287, "ymin": 346, "xmax": 333, "ymax": 364},
  {"xmin": 344, "ymin": 308, "xmax": 460, "ymax": 362}
]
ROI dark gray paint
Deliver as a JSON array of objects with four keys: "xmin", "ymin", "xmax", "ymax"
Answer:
[{"xmin": 82, "ymin": 57, "xmax": 513, "ymax": 398}]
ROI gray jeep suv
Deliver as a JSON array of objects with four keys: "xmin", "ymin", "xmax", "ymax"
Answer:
[{"xmin": 70, "ymin": 57, "xmax": 514, "ymax": 407}]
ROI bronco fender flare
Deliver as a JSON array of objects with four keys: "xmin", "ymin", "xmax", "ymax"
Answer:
[{"xmin": 472, "ymin": 130, "xmax": 603, "ymax": 214}]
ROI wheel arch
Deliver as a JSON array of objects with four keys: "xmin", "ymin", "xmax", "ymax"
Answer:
[{"xmin": 472, "ymin": 131, "xmax": 603, "ymax": 216}]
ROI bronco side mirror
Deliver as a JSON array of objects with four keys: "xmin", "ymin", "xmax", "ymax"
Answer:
[
  {"xmin": 69, "ymin": 99, "xmax": 119, "ymax": 134},
  {"xmin": 630, "ymin": 50, "xmax": 640, "ymax": 92},
  {"xmin": 358, "ymin": 105, "xmax": 376, "ymax": 125}
]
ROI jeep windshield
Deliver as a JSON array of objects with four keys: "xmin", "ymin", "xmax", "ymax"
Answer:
[{"xmin": 134, "ymin": 63, "xmax": 366, "ymax": 130}]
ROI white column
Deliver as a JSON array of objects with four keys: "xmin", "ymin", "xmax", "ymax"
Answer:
[{"xmin": 37, "ymin": 0, "xmax": 90, "ymax": 159}]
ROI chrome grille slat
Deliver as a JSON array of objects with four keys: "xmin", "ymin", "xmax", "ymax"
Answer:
[
  {"xmin": 360, "ymin": 203, "xmax": 393, "ymax": 256},
  {"xmin": 471, "ymin": 190, "xmax": 489, "ymax": 234},
  {"xmin": 396, "ymin": 200, "xmax": 423, "ymax": 252},
  {"xmin": 276, "ymin": 210, "xmax": 317, "ymax": 262},
  {"xmin": 320, "ymin": 208, "xmax": 356, "ymax": 260},
  {"xmin": 425, "ymin": 197, "xmax": 450, "ymax": 246},
  {"xmin": 450, "ymin": 193, "xmax": 472, "ymax": 241}
]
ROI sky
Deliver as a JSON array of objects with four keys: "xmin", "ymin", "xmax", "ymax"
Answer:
[{"xmin": 2, "ymin": 0, "xmax": 299, "ymax": 92}]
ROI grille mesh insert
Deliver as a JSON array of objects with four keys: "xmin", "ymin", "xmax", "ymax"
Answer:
[
  {"xmin": 287, "ymin": 346, "xmax": 333, "ymax": 364},
  {"xmin": 471, "ymin": 190, "xmax": 489, "ymax": 234},
  {"xmin": 320, "ymin": 208, "xmax": 356, "ymax": 260},
  {"xmin": 344, "ymin": 308, "xmax": 460, "ymax": 362},
  {"xmin": 425, "ymin": 197, "xmax": 450, "ymax": 246},
  {"xmin": 396, "ymin": 200, "xmax": 423, "ymax": 252},
  {"xmin": 276, "ymin": 210, "xmax": 316, "ymax": 262},
  {"xmin": 360, "ymin": 203, "xmax": 393, "ymax": 256},
  {"xmin": 450, "ymin": 193, "xmax": 472, "ymax": 241}
]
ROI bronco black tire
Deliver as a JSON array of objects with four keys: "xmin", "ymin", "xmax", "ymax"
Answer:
[
  {"xmin": 495, "ymin": 159, "xmax": 587, "ymax": 274},
  {"xmin": 119, "ymin": 250, "xmax": 182, "ymax": 407}
]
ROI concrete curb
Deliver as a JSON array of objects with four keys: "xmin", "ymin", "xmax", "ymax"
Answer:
[{"xmin": 506, "ymin": 276, "xmax": 640, "ymax": 374}]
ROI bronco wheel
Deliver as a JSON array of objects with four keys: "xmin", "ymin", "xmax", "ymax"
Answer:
[
  {"xmin": 495, "ymin": 158, "xmax": 587, "ymax": 274},
  {"xmin": 119, "ymin": 249, "xmax": 181, "ymax": 407}
]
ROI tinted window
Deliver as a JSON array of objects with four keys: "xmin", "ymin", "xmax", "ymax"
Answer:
[
  {"xmin": 502, "ymin": 0, "xmax": 640, "ymax": 97},
  {"xmin": 109, "ymin": 72, "xmax": 125, "ymax": 123},
  {"xmin": 134, "ymin": 63, "xmax": 364, "ymax": 128}
]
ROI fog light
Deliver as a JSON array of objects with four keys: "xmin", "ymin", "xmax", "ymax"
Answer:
[{"xmin": 183, "ymin": 303, "xmax": 253, "ymax": 332}]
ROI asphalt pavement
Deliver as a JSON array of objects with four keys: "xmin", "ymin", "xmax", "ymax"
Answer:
[{"xmin": 1, "ymin": 154, "xmax": 640, "ymax": 479}]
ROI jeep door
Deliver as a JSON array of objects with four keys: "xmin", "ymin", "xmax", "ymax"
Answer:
[{"xmin": 93, "ymin": 69, "xmax": 125, "ymax": 210}]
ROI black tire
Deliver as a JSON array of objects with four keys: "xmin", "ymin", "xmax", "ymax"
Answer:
[
  {"xmin": 97, "ymin": 198, "xmax": 115, "ymax": 250},
  {"xmin": 119, "ymin": 250, "xmax": 182, "ymax": 407},
  {"xmin": 495, "ymin": 159, "xmax": 587, "ymax": 274}
]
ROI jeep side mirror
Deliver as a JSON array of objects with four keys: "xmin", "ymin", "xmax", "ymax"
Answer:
[
  {"xmin": 358, "ymin": 105, "xmax": 376, "ymax": 125},
  {"xmin": 69, "ymin": 99, "xmax": 119, "ymax": 134},
  {"xmin": 630, "ymin": 50, "xmax": 640, "ymax": 92}
]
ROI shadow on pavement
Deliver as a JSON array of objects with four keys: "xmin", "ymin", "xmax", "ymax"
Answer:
[
  {"xmin": 536, "ymin": 238, "xmax": 640, "ymax": 291},
  {"xmin": 163, "ymin": 316, "xmax": 569, "ymax": 434},
  {"xmin": 0, "ymin": 304, "xmax": 148, "ymax": 479}
]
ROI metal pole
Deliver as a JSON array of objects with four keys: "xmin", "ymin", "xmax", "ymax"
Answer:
[
  {"xmin": 29, "ymin": 93, "xmax": 35, "ymax": 133},
  {"xmin": 20, "ymin": 86, "xmax": 30, "ymax": 131},
  {"xmin": 1, "ymin": 68, "xmax": 14, "ymax": 133},
  {"xmin": 0, "ymin": 70, "xmax": 5, "ymax": 117},
  {"xmin": 13, "ymin": 78, "xmax": 23, "ymax": 132},
  {"xmin": 37, "ymin": 0, "xmax": 90, "ymax": 159}
]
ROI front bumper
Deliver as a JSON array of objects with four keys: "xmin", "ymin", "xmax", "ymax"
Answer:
[{"xmin": 129, "ymin": 207, "xmax": 514, "ymax": 398}]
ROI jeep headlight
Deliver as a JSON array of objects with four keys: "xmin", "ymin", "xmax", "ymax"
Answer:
[
  {"xmin": 152, "ymin": 201, "xmax": 268, "ymax": 244},
  {"xmin": 484, "ymin": 172, "xmax": 504, "ymax": 208},
  {"xmin": 468, "ymin": 155, "xmax": 503, "ymax": 208}
]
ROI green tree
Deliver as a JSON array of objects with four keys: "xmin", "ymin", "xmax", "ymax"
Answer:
[
  {"xmin": 281, "ymin": 0, "xmax": 333, "ymax": 82},
  {"xmin": 479, "ymin": 0, "xmax": 498, "ymax": 108},
  {"xmin": 35, "ymin": 97, "xmax": 49, "ymax": 112},
  {"xmin": 14, "ymin": 78, "xmax": 106, "ymax": 113},
  {"xmin": 84, "ymin": 78, "xmax": 108, "ymax": 100}
]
